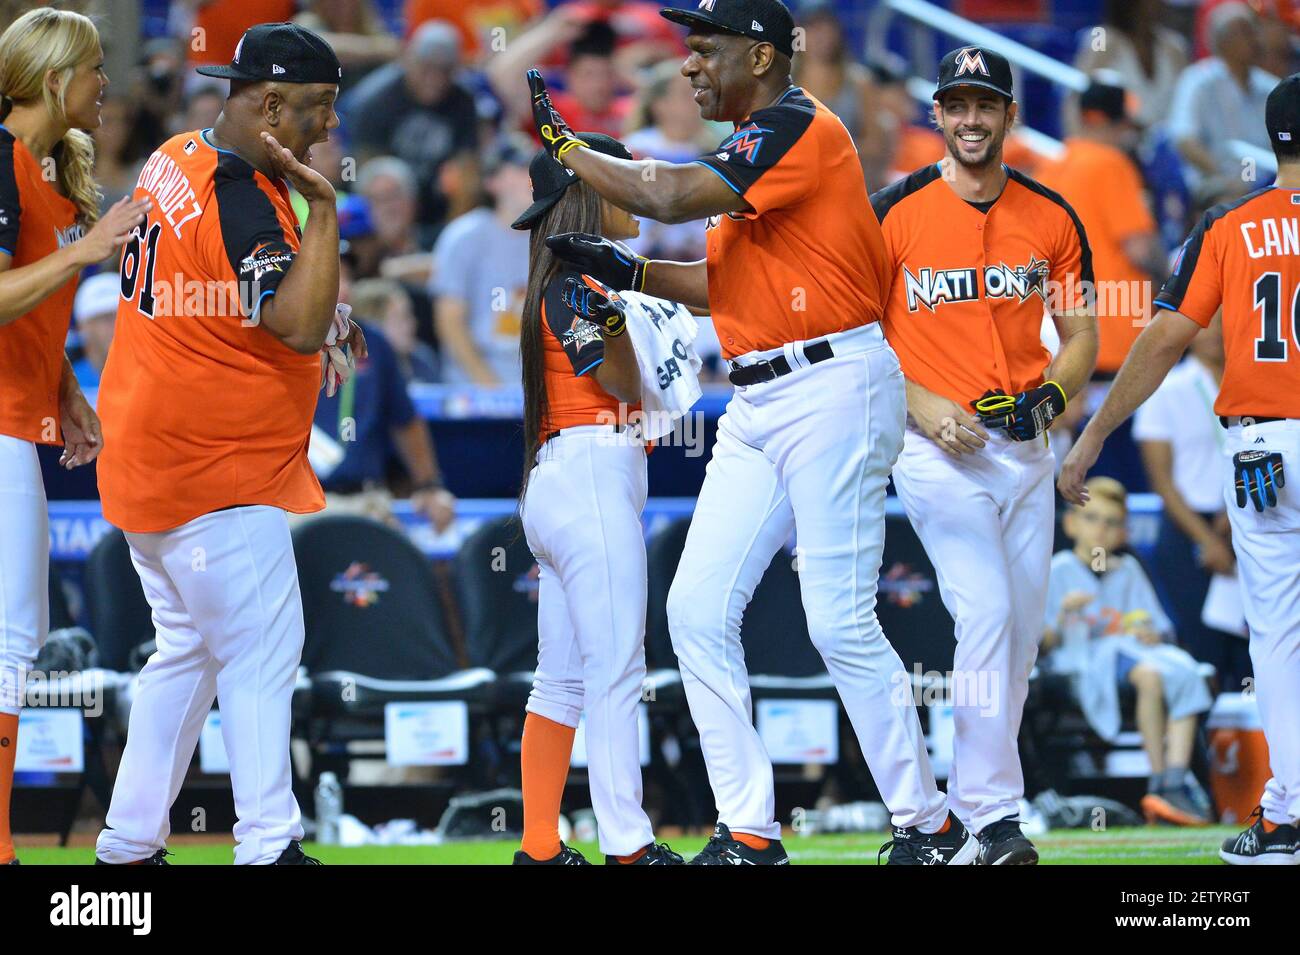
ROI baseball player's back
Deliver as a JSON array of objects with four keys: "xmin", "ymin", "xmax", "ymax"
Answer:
[
  {"xmin": 97, "ymin": 129, "xmax": 322, "ymax": 534},
  {"xmin": 1156, "ymin": 186, "xmax": 1300, "ymax": 419},
  {"xmin": 696, "ymin": 87, "xmax": 889, "ymax": 357},
  {"xmin": 872, "ymin": 163, "xmax": 1092, "ymax": 407}
]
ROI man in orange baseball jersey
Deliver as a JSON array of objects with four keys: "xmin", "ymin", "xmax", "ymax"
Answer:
[
  {"xmin": 533, "ymin": 0, "xmax": 974, "ymax": 865},
  {"xmin": 1062, "ymin": 73, "xmax": 1300, "ymax": 866},
  {"xmin": 95, "ymin": 23, "xmax": 364, "ymax": 866},
  {"xmin": 871, "ymin": 46, "xmax": 1097, "ymax": 864}
]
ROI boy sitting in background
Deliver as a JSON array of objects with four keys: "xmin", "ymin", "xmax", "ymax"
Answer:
[{"xmin": 1043, "ymin": 477, "xmax": 1215, "ymax": 825}]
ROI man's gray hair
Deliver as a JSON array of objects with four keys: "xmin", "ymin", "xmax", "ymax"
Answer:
[
  {"xmin": 358, "ymin": 155, "xmax": 419, "ymax": 198},
  {"xmin": 1207, "ymin": 1, "xmax": 1256, "ymax": 56}
]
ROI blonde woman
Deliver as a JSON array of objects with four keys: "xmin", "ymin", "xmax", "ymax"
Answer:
[{"xmin": 0, "ymin": 6, "xmax": 148, "ymax": 865}]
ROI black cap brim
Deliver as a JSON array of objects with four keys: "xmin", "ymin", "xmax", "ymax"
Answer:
[
  {"xmin": 511, "ymin": 186, "xmax": 567, "ymax": 231},
  {"xmin": 195, "ymin": 63, "xmax": 263, "ymax": 80},
  {"xmin": 934, "ymin": 79, "xmax": 1013, "ymax": 102},
  {"xmin": 511, "ymin": 132, "xmax": 633, "ymax": 231}
]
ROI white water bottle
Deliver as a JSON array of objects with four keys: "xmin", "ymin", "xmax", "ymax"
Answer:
[{"xmin": 315, "ymin": 772, "xmax": 343, "ymax": 845}]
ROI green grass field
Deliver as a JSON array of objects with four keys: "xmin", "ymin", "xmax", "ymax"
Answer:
[{"xmin": 15, "ymin": 827, "xmax": 1236, "ymax": 865}]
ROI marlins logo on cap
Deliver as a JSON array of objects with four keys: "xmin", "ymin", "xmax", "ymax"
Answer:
[{"xmin": 954, "ymin": 47, "xmax": 989, "ymax": 77}]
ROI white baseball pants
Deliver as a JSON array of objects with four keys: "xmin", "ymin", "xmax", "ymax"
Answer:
[
  {"xmin": 1222, "ymin": 419, "xmax": 1300, "ymax": 824},
  {"xmin": 520, "ymin": 427, "xmax": 656, "ymax": 857},
  {"xmin": 892, "ymin": 426, "xmax": 1055, "ymax": 835},
  {"xmin": 96, "ymin": 505, "xmax": 306, "ymax": 865},
  {"xmin": 0, "ymin": 435, "xmax": 48, "ymax": 716},
  {"xmin": 668, "ymin": 323, "xmax": 948, "ymax": 839}
]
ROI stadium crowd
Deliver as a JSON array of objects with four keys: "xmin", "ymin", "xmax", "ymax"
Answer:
[{"xmin": 13, "ymin": 0, "xmax": 1299, "ymax": 826}]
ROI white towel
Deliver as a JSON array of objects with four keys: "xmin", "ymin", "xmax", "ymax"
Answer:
[{"xmin": 620, "ymin": 290, "xmax": 703, "ymax": 440}]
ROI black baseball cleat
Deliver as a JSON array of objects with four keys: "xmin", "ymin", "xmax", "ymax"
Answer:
[
  {"xmin": 605, "ymin": 842, "xmax": 684, "ymax": 865},
  {"xmin": 513, "ymin": 843, "xmax": 590, "ymax": 865},
  {"xmin": 1220, "ymin": 807, "xmax": 1300, "ymax": 865},
  {"xmin": 273, "ymin": 841, "xmax": 322, "ymax": 865},
  {"xmin": 879, "ymin": 811, "xmax": 979, "ymax": 865},
  {"xmin": 977, "ymin": 816, "xmax": 1039, "ymax": 865},
  {"xmin": 688, "ymin": 823, "xmax": 789, "ymax": 865},
  {"xmin": 95, "ymin": 849, "xmax": 171, "ymax": 865},
  {"xmin": 5, "ymin": 858, "xmax": 18, "ymax": 865}
]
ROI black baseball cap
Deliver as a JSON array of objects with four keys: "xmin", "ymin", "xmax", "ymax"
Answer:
[
  {"xmin": 660, "ymin": 0, "xmax": 796, "ymax": 59},
  {"xmin": 1266, "ymin": 73, "xmax": 1300, "ymax": 150},
  {"xmin": 511, "ymin": 133, "xmax": 633, "ymax": 231},
  {"xmin": 934, "ymin": 45, "xmax": 1014, "ymax": 102},
  {"xmin": 1079, "ymin": 78, "xmax": 1132, "ymax": 123},
  {"xmin": 196, "ymin": 22, "xmax": 342, "ymax": 85}
]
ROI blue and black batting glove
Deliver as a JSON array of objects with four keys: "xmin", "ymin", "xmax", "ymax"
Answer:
[
  {"xmin": 972, "ymin": 381, "xmax": 1067, "ymax": 442},
  {"xmin": 561, "ymin": 274, "xmax": 627, "ymax": 337},
  {"xmin": 546, "ymin": 232, "xmax": 648, "ymax": 293},
  {"xmin": 1233, "ymin": 449, "xmax": 1286, "ymax": 512}
]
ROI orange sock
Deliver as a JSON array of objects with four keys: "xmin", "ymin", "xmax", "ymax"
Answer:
[
  {"xmin": 935, "ymin": 814, "xmax": 952, "ymax": 834},
  {"xmin": 520, "ymin": 713, "xmax": 576, "ymax": 861},
  {"xmin": 732, "ymin": 831, "xmax": 771, "ymax": 851},
  {"xmin": 0, "ymin": 713, "xmax": 17, "ymax": 864},
  {"xmin": 1262, "ymin": 818, "xmax": 1281, "ymax": 833},
  {"xmin": 616, "ymin": 846, "xmax": 648, "ymax": 864}
]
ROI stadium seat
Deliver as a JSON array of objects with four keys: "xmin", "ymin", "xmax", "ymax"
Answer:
[
  {"xmin": 455, "ymin": 515, "xmax": 542, "ymax": 706},
  {"xmin": 876, "ymin": 512, "xmax": 956, "ymax": 675},
  {"xmin": 645, "ymin": 517, "xmax": 833, "ymax": 700},
  {"xmin": 82, "ymin": 529, "xmax": 154, "ymax": 673},
  {"xmin": 293, "ymin": 515, "xmax": 496, "ymax": 728}
]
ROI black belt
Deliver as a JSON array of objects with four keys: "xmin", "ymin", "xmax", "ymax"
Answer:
[
  {"xmin": 728, "ymin": 339, "xmax": 835, "ymax": 387},
  {"xmin": 543, "ymin": 423, "xmax": 627, "ymax": 444},
  {"xmin": 1218, "ymin": 415, "xmax": 1284, "ymax": 428}
]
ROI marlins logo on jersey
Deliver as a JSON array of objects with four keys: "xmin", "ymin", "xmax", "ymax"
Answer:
[{"xmin": 904, "ymin": 256, "xmax": 1050, "ymax": 312}]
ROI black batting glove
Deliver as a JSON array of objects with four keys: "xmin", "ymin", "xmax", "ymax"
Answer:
[
  {"xmin": 546, "ymin": 232, "xmax": 648, "ymax": 293},
  {"xmin": 1233, "ymin": 449, "xmax": 1286, "ymax": 512},
  {"xmin": 972, "ymin": 381, "xmax": 1067, "ymax": 442},
  {"xmin": 527, "ymin": 69, "xmax": 587, "ymax": 162},
  {"xmin": 562, "ymin": 274, "xmax": 627, "ymax": 337}
]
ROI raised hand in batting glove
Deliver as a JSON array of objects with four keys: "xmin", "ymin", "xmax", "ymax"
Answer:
[
  {"xmin": 1233, "ymin": 449, "xmax": 1286, "ymax": 512},
  {"xmin": 562, "ymin": 274, "xmax": 627, "ymax": 337},
  {"xmin": 321, "ymin": 303, "xmax": 356, "ymax": 398},
  {"xmin": 527, "ymin": 68, "xmax": 587, "ymax": 162},
  {"xmin": 972, "ymin": 380, "xmax": 1067, "ymax": 442},
  {"xmin": 546, "ymin": 232, "xmax": 648, "ymax": 293}
]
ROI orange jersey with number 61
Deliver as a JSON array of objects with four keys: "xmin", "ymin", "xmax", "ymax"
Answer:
[
  {"xmin": 96, "ymin": 129, "xmax": 323, "ymax": 533},
  {"xmin": 1156, "ymin": 186, "xmax": 1300, "ymax": 418}
]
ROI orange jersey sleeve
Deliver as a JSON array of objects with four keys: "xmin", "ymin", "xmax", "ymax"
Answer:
[
  {"xmin": 96, "ymin": 130, "xmax": 323, "ymax": 533},
  {"xmin": 1156, "ymin": 207, "xmax": 1225, "ymax": 328},
  {"xmin": 695, "ymin": 88, "xmax": 889, "ymax": 357},
  {"xmin": 0, "ymin": 127, "xmax": 83, "ymax": 445},
  {"xmin": 1155, "ymin": 187, "xmax": 1300, "ymax": 418}
]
